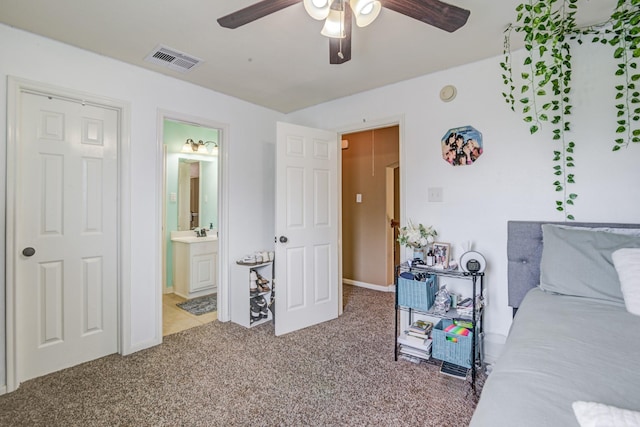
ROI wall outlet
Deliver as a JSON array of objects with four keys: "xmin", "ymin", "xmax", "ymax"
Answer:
[
  {"xmin": 356, "ymin": 193, "xmax": 362, "ymax": 203},
  {"xmin": 428, "ymin": 187, "xmax": 443, "ymax": 202}
]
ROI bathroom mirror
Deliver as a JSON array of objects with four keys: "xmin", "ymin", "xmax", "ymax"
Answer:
[
  {"xmin": 177, "ymin": 157, "xmax": 218, "ymax": 230},
  {"xmin": 178, "ymin": 160, "xmax": 199, "ymax": 230}
]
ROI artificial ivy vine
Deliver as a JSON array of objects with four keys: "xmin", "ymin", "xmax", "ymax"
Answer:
[
  {"xmin": 501, "ymin": 0, "xmax": 639, "ymax": 220},
  {"xmin": 589, "ymin": 0, "xmax": 640, "ymax": 151}
]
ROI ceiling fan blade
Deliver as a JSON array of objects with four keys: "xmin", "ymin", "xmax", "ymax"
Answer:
[
  {"xmin": 329, "ymin": 4, "xmax": 352, "ymax": 64},
  {"xmin": 382, "ymin": 0, "xmax": 470, "ymax": 33},
  {"xmin": 218, "ymin": 0, "xmax": 301, "ymax": 29}
]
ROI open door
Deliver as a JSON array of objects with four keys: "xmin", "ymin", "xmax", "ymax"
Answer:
[{"xmin": 275, "ymin": 122, "xmax": 340, "ymax": 336}]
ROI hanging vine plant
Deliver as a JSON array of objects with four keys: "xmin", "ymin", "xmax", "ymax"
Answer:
[
  {"xmin": 588, "ymin": 0, "xmax": 640, "ymax": 151},
  {"xmin": 500, "ymin": 0, "xmax": 639, "ymax": 220}
]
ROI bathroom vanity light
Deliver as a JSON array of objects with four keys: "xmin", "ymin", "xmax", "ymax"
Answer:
[{"xmin": 182, "ymin": 138, "xmax": 218, "ymax": 155}]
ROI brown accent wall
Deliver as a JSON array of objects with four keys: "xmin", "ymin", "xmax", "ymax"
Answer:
[{"xmin": 342, "ymin": 125, "xmax": 399, "ymax": 286}]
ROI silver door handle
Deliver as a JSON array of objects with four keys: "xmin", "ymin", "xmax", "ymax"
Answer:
[{"xmin": 279, "ymin": 236, "xmax": 288, "ymax": 243}]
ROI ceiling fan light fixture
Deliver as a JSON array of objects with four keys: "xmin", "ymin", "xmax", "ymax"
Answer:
[
  {"xmin": 304, "ymin": 0, "xmax": 332, "ymax": 20},
  {"xmin": 320, "ymin": 8, "xmax": 346, "ymax": 38},
  {"xmin": 350, "ymin": 0, "xmax": 381, "ymax": 27}
]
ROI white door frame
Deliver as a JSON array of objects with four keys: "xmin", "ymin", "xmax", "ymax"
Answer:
[
  {"xmin": 337, "ymin": 115, "xmax": 405, "ymax": 296},
  {"xmin": 156, "ymin": 111, "xmax": 230, "ymax": 324},
  {"xmin": 5, "ymin": 77, "xmax": 132, "ymax": 392}
]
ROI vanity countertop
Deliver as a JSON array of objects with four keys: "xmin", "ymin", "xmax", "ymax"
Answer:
[{"xmin": 171, "ymin": 235, "xmax": 218, "ymax": 244}]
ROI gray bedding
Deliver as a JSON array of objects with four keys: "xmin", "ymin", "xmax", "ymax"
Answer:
[
  {"xmin": 470, "ymin": 287, "xmax": 640, "ymax": 426},
  {"xmin": 472, "ymin": 221, "xmax": 640, "ymax": 426}
]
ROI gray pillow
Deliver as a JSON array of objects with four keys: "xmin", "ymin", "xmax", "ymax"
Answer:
[{"xmin": 540, "ymin": 224, "xmax": 640, "ymax": 303}]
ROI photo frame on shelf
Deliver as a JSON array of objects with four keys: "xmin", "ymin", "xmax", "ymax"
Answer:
[{"xmin": 433, "ymin": 242, "xmax": 451, "ymax": 269}]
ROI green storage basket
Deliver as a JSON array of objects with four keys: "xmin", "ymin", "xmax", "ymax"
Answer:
[
  {"xmin": 432, "ymin": 319, "xmax": 474, "ymax": 368},
  {"xmin": 397, "ymin": 275, "xmax": 436, "ymax": 311}
]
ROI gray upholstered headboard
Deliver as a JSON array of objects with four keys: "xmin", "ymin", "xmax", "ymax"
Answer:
[{"xmin": 507, "ymin": 221, "xmax": 640, "ymax": 311}]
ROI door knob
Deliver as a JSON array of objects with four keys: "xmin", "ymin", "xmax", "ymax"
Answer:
[
  {"xmin": 279, "ymin": 236, "xmax": 288, "ymax": 243},
  {"xmin": 22, "ymin": 247, "xmax": 36, "ymax": 257}
]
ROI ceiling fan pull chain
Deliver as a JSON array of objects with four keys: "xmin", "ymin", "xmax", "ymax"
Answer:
[{"xmin": 338, "ymin": 0, "xmax": 344, "ymax": 59}]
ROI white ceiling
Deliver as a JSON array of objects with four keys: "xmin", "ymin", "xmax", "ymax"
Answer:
[{"xmin": 0, "ymin": 0, "xmax": 616, "ymax": 113}]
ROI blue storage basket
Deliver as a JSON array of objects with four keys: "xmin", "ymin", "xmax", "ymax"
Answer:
[
  {"xmin": 432, "ymin": 319, "xmax": 474, "ymax": 368},
  {"xmin": 397, "ymin": 276, "xmax": 436, "ymax": 311}
]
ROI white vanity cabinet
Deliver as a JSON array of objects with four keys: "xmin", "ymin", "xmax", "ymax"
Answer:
[{"xmin": 172, "ymin": 236, "xmax": 218, "ymax": 299}]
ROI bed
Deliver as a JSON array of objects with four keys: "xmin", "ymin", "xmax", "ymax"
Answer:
[{"xmin": 470, "ymin": 221, "xmax": 640, "ymax": 427}]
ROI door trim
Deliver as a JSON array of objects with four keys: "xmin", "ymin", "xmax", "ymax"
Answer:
[
  {"xmin": 5, "ymin": 76, "xmax": 131, "ymax": 392},
  {"xmin": 337, "ymin": 115, "xmax": 405, "ymax": 303},
  {"xmin": 156, "ymin": 110, "xmax": 230, "ymax": 324}
]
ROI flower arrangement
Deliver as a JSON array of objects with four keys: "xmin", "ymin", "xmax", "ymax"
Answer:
[{"xmin": 397, "ymin": 220, "xmax": 437, "ymax": 249}]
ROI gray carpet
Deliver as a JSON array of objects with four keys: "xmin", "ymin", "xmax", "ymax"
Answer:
[
  {"xmin": 0, "ymin": 285, "xmax": 484, "ymax": 426},
  {"xmin": 177, "ymin": 293, "xmax": 217, "ymax": 315}
]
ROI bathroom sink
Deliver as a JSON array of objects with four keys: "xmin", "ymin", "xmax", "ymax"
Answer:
[{"xmin": 171, "ymin": 235, "xmax": 218, "ymax": 244}]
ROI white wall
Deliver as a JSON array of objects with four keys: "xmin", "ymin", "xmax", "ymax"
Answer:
[
  {"xmin": 0, "ymin": 24, "xmax": 282, "ymax": 388},
  {"xmin": 287, "ymin": 41, "xmax": 640, "ymax": 345}
]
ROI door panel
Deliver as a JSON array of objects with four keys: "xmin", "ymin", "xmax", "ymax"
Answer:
[
  {"xmin": 275, "ymin": 122, "xmax": 339, "ymax": 336},
  {"xmin": 17, "ymin": 92, "xmax": 118, "ymax": 382}
]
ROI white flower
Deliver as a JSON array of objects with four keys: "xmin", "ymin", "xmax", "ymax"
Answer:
[{"xmin": 397, "ymin": 220, "xmax": 438, "ymax": 249}]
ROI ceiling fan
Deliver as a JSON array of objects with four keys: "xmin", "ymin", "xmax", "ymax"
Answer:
[{"xmin": 217, "ymin": 0, "xmax": 470, "ymax": 64}]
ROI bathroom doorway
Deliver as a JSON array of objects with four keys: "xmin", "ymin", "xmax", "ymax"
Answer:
[{"xmin": 159, "ymin": 113, "xmax": 227, "ymax": 336}]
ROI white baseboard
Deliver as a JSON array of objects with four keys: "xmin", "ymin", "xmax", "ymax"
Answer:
[
  {"xmin": 343, "ymin": 278, "xmax": 395, "ymax": 293},
  {"xmin": 0, "ymin": 384, "xmax": 6, "ymax": 396}
]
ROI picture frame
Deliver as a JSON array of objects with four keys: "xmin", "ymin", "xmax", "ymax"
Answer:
[
  {"xmin": 441, "ymin": 125, "xmax": 483, "ymax": 166},
  {"xmin": 433, "ymin": 242, "xmax": 451, "ymax": 269}
]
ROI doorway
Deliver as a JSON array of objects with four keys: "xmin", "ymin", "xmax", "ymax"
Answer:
[
  {"xmin": 341, "ymin": 125, "xmax": 400, "ymax": 290},
  {"xmin": 158, "ymin": 113, "xmax": 228, "ymax": 336}
]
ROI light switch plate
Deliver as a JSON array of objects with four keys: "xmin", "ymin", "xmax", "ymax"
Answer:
[{"xmin": 428, "ymin": 187, "xmax": 443, "ymax": 202}]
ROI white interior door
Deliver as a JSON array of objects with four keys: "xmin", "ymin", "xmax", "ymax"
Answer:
[
  {"xmin": 15, "ymin": 92, "xmax": 118, "ymax": 382},
  {"xmin": 275, "ymin": 122, "xmax": 339, "ymax": 336}
]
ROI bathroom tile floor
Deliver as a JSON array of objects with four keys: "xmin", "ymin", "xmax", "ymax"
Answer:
[{"xmin": 163, "ymin": 293, "xmax": 217, "ymax": 336}]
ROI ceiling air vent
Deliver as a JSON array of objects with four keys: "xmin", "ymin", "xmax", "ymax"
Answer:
[{"xmin": 144, "ymin": 45, "xmax": 203, "ymax": 73}]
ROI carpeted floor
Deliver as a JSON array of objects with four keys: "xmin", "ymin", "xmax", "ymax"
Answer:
[{"xmin": 0, "ymin": 285, "xmax": 484, "ymax": 426}]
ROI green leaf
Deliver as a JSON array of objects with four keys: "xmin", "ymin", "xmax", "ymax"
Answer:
[
  {"xmin": 614, "ymin": 47, "xmax": 625, "ymax": 58},
  {"xmin": 567, "ymin": 215, "xmax": 575, "ymax": 221},
  {"xmin": 569, "ymin": 193, "xmax": 577, "ymax": 200},
  {"xmin": 530, "ymin": 125, "xmax": 539, "ymax": 134}
]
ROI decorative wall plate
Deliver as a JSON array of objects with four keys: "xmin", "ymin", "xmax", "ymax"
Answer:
[{"xmin": 441, "ymin": 125, "xmax": 483, "ymax": 166}]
